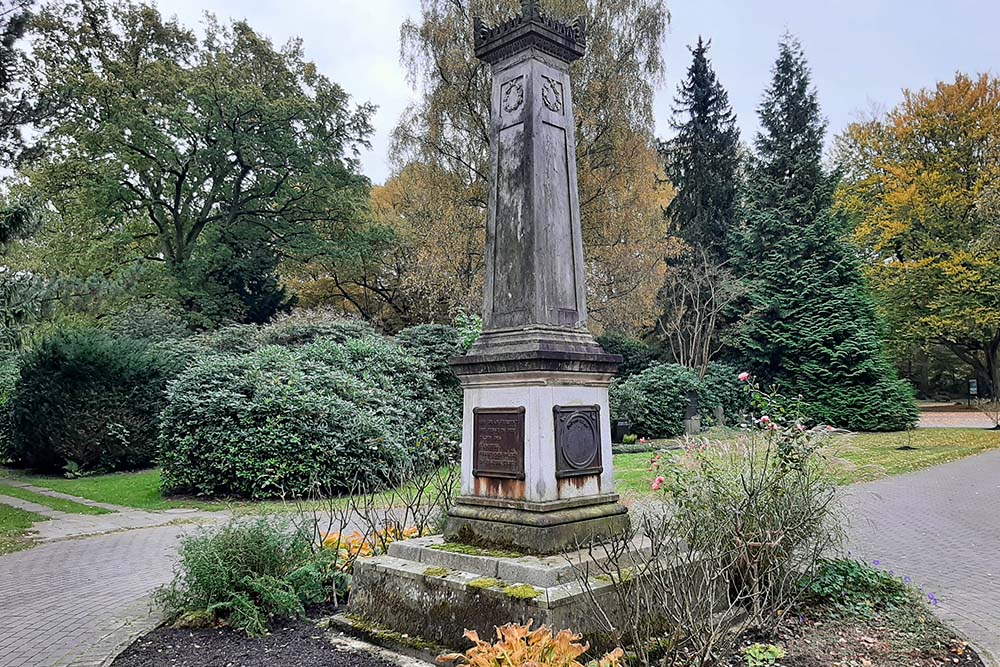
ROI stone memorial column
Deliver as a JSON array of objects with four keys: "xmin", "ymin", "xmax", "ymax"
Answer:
[{"xmin": 445, "ymin": 0, "xmax": 627, "ymax": 554}]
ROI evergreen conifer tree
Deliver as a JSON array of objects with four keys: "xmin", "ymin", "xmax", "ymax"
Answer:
[
  {"xmin": 738, "ymin": 36, "xmax": 917, "ymax": 431},
  {"xmin": 663, "ymin": 37, "xmax": 741, "ymax": 260}
]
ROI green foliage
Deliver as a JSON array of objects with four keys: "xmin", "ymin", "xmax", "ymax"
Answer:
[
  {"xmin": 22, "ymin": 1, "xmax": 374, "ymax": 325},
  {"xmin": 622, "ymin": 433, "xmax": 638, "ymax": 445},
  {"xmin": 159, "ymin": 336, "xmax": 458, "ymax": 499},
  {"xmin": 699, "ymin": 362, "xmax": 752, "ymax": 424},
  {"xmin": 156, "ymin": 518, "xmax": 344, "ymax": 636},
  {"xmin": 203, "ymin": 311, "xmax": 377, "ymax": 354},
  {"xmin": 610, "ymin": 363, "xmax": 701, "ymax": 438},
  {"xmin": 454, "ymin": 311, "xmax": 482, "ymax": 351},
  {"xmin": 0, "ymin": 354, "xmax": 17, "ymax": 460},
  {"xmin": 395, "ymin": 323, "xmax": 463, "ymax": 387},
  {"xmin": 9, "ymin": 328, "xmax": 172, "ymax": 473},
  {"xmin": 743, "ymin": 643, "xmax": 786, "ymax": 667},
  {"xmin": 662, "ymin": 36, "xmax": 741, "ymax": 261},
  {"xmin": 258, "ymin": 311, "xmax": 377, "ymax": 348},
  {"xmin": 104, "ymin": 305, "xmax": 191, "ymax": 342},
  {"xmin": 736, "ymin": 36, "xmax": 917, "ymax": 432},
  {"xmin": 804, "ymin": 559, "xmax": 911, "ymax": 615},
  {"xmin": 596, "ymin": 333, "xmax": 658, "ymax": 378}
]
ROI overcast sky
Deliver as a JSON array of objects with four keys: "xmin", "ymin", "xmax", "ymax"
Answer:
[{"xmin": 156, "ymin": 0, "xmax": 1000, "ymax": 185}]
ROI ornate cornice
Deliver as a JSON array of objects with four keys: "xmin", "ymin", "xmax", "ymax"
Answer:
[{"xmin": 474, "ymin": 0, "xmax": 586, "ymax": 65}]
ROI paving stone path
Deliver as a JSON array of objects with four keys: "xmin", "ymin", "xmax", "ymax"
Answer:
[
  {"xmin": 4, "ymin": 448, "xmax": 1000, "ymax": 667},
  {"xmin": 844, "ymin": 448, "xmax": 1000, "ymax": 666},
  {"xmin": 0, "ymin": 480, "xmax": 223, "ymax": 667}
]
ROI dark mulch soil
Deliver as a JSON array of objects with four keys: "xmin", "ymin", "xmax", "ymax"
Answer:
[
  {"xmin": 115, "ymin": 603, "xmax": 985, "ymax": 667},
  {"xmin": 721, "ymin": 607, "xmax": 985, "ymax": 667},
  {"xmin": 111, "ymin": 607, "xmax": 398, "ymax": 667}
]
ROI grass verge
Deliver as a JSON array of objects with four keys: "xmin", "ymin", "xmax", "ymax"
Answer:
[
  {"xmin": 614, "ymin": 427, "xmax": 1000, "ymax": 494},
  {"xmin": 0, "ymin": 503, "xmax": 46, "ymax": 554},
  {"xmin": 0, "ymin": 484, "xmax": 111, "ymax": 515},
  {"xmin": 1, "ymin": 469, "xmax": 222, "ymax": 511},
  {"xmin": 829, "ymin": 428, "xmax": 1000, "ymax": 483}
]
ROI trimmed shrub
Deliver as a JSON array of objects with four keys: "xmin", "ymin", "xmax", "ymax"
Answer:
[
  {"xmin": 395, "ymin": 324, "xmax": 463, "ymax": 388},
  {"xmin": 160, "ymin": 337, "xmax": 459, "ymax": 499},
  {"xmin": 204, "ymin": 323, "xmax": 261, "ymax": 353},
  {"xmin": 203, "ymin": 311, "xmax": 377, "ymax": 354},
  {"xmin": 596, "ymin": 333, "xmax": 658, "ymax": 378},
  {"xmin": 303, "ymin": 336, "xmax": 459, "ymax": 457},
  {"xmin": 10, "ymin": 329, "xmax": 172, "ymax": 472},
  {"xmin": 160, "ymin": 347, "xmax": 399, "ymax": 498},
  {"xmin": 699, "ymin": 361, "xmax": 752, "ymax": 425},
  {"xmin": 156, "ymin": 518, "xmax": 343, "ymax": 636},
  {"xmin": 610, "ymin": 363, "xmax": 701, "ymax": 438},
  {"xmin": 258, "ymin": 310, "xmax": 377, "ymax": 348}
]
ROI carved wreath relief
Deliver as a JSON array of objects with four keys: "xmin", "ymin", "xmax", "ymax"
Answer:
[
  {"xmin": 541, "ymin": 75, "xmax": 564, "ymax": 113},
  {"xmin": 501, "ymin": 76, "xmax": 525, "ymax": 114}
]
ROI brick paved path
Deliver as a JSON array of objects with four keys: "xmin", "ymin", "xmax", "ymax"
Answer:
[
  {"xmin": 845, "ymin": 448, "xmax": 1000, "ymax": 666},
  {"xmin": 0, "ymin": 524, "xmax": 193, "ymax": 667}
]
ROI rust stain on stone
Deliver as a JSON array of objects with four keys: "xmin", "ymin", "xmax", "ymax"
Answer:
[
  {"xmin": 556, "ymin": 474, "xmax": 600, "ymax": 496},
  {"xmin": 474, "ymin": 476, "xmax": 526, "ymax": 499}
]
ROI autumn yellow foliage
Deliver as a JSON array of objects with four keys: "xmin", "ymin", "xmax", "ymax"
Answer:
[
  {"xmin": 438, "ymin": 622, "xmax": 624, "ymax": 667},
  {"xmin": 835, "ymin": 73, "xmax": 1000, "ymax": 391},
  {"xmin": 321, "ymin": 525, "xmax": 428, "ymax": 572}
]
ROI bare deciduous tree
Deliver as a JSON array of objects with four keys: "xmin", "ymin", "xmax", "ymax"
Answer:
[{"xmin": 656, "ymin": 247, "xmax": 744, "ymax": 376}]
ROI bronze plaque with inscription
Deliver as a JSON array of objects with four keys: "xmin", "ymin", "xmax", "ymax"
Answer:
[{"xmin": 473, "ymin": 407, "xmax": 525, "ymax": 479}]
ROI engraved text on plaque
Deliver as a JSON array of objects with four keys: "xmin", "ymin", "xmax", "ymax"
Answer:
[{"xmin": 473, "ymin": 407, "xmax": 526, "ymax": 479}]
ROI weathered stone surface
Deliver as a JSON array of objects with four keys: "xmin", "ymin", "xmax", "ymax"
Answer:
[
  {"xmin": 348, "ymin": 545, "xmax": 645, "ymax": 653},
  {"xmin": 474, "ymin": 9, "xmax": 589, "ymax": 343},
  {"xmin": 444, "ymin": 502, "xmax": 629, "ymax": 555},
  {"xmin": 453, "ymin": 373, "xmax": 618, "ymax": 506}
]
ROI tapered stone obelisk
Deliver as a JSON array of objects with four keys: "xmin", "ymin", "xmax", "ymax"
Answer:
[{"xmin": 445, "ymin": 0, "xmax": 627, "ymax": 554}]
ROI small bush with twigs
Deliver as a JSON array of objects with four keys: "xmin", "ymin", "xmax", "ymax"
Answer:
[{"xmin": 576, "ymin": 373, "xmax": 842, "ymax": 667}]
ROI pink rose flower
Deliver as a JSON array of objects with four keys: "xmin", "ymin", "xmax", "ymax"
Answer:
[
  {"xmin": 651, "ymin": 475, "xmax": 665, "ymax": 491},
  {"xmin": 760, "ymin": 415, "xmax": 771, "ymax": 424},
  {"xmin": 738, "ymin": 372, "xmax": 750, "ymax": 382}
]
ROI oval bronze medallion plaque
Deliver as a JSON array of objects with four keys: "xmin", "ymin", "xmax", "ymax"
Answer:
[{"xmin": 553, "ymin": 405, "xmax": 602, "ymax": 478}]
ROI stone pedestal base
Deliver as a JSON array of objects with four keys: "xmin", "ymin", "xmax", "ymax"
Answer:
[
  {"xmin": 444, "ymin": 493, "xmax": 628, "ymax": 554},
  {"xmin": 348, "ymin": 535, "xmax": 647, "ymax": 652}
]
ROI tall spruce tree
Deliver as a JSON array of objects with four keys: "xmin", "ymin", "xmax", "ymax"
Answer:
[
  {"xmin": 738, "ymin": 36, "xmax": 917, "ymax": 431},
  {"xmin": 663, "ymin": 37, "xmax": 740, "ymax": 260}
]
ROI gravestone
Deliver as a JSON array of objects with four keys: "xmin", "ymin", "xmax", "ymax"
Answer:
[{"xmin": 445, "ymin": 0, "xmax": 626, "ymax": 554}]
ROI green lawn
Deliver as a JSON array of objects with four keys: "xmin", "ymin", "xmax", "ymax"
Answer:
[
  {"xmin": 3, "ymin": 428, "xmax": 998, "ymax": 511},
  {"xmin": 613, "ymin": 427, "xmax": 1000, "ymax": 495},
  {"xmin": 0, "ymin": 503, "xmax": 46, "ymax": 555},
  {"xmin": 3, "ymin": 469, "xmax": 223, "ymax": 511},
  {"xmin": 828, "ymin": 428, "xmax": 1000, "ymax": 483},
  {"xmin": 0, "ymin": 484, "xmax": 111, "ymax": 515}
]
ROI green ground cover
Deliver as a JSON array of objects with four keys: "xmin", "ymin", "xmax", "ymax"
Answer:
[
  {"xmin": 0, "ymin": 503, "xmax": 46, "ymax": 554},
  {"xmin": 0, "ymin": 484, "xmax": 111, "ymax": 515}
]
